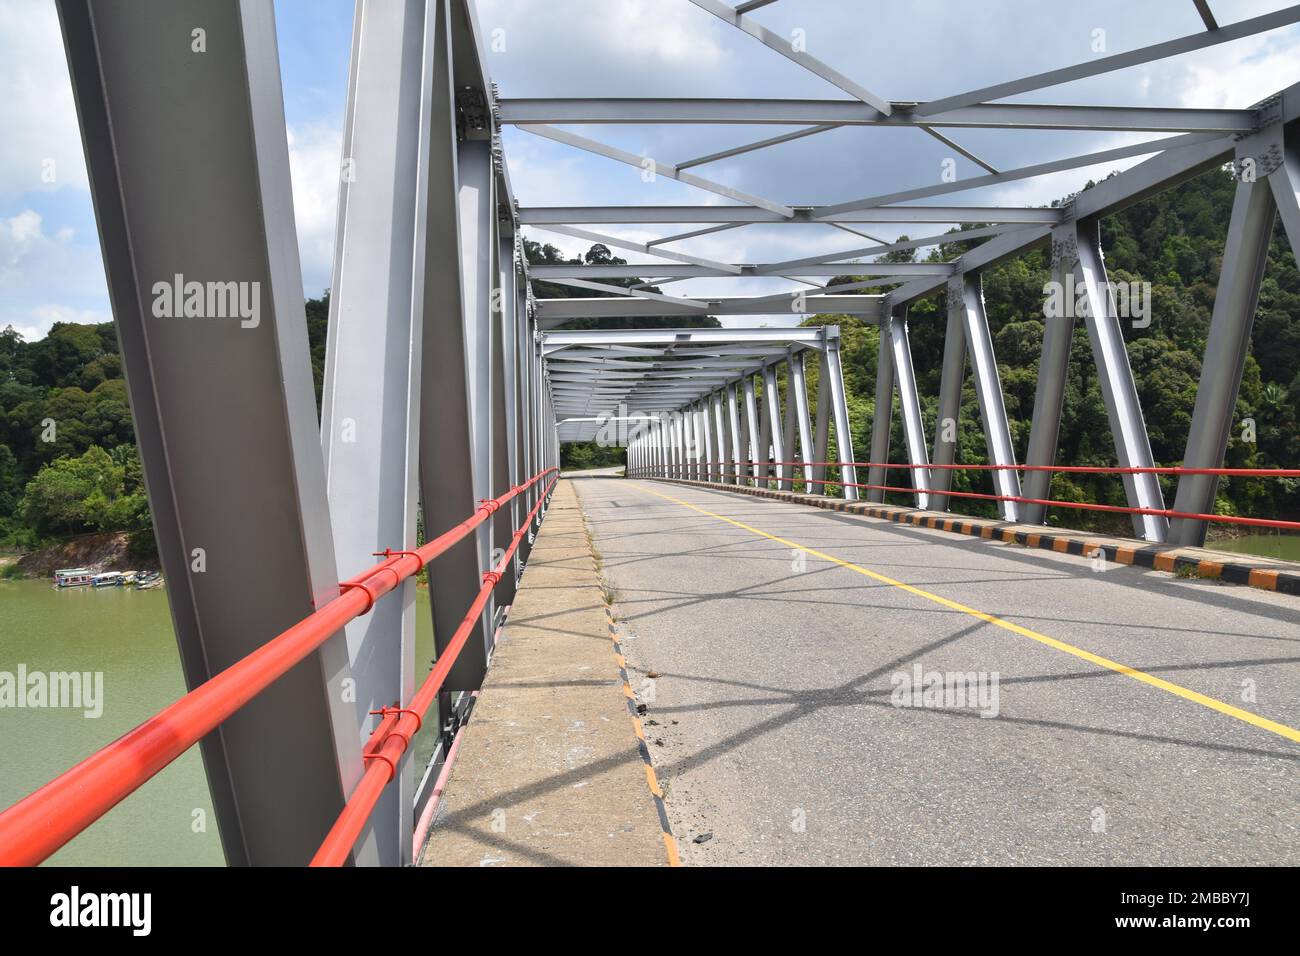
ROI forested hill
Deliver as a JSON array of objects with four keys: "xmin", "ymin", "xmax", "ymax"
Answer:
[
  {"xmin": 0, "ymin": 163, "xmax": 1295, "ymax": 550},
  {"xmin": 806, "ymin": 164, "xmax": 1298, "ymax": 529}
]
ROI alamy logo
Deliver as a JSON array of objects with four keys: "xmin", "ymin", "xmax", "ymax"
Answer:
[
  {"xmin": 151, "ymin": 273, "xmax": 261, "ymax": 328},
  {"xmin": 0, "ymin": 664, "xmax": 103, "ymax": 718},
  {"xmin": 1043, "ymin": 274, "xmax": 1150, "ymax": 328},
  {"xmin": 50, "ymin": 886, "xmax": 151, "ymax": 936},
  {"xmin": 890, "ymin": 664, "xmax": 1000, "ymax": 718}
]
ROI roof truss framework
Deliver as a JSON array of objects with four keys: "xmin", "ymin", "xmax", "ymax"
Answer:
[
  {"xmin": 547, "ymin": 326, "xmax": 834, "ymax": 441},
  {"xmin": 504, "ymin": 4, "xmax": 1299, "ymax": 315}
]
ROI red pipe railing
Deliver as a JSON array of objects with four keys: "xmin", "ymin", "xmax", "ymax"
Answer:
[
  {"xmin": 0, "ymin": 467, "xmax": 558, "ymax": 868},
  {"xmin": 629, "ymin": 461, "xmax": 1300, "ymax": 532},
  {"xmin": 310, "ymin": 476, "xmax": 555, "ymax": 865}
]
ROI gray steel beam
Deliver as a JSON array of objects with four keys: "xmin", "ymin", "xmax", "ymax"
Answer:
[
  {"xmin": 817, "ymin": 132, "xmax": 1221, "ymax": 217},
  {"xmin": 1269, "ymin": 119, "xmax": 1300, "ymax": 257},
  {"xmin": 56, "ymin": 0, "xmax": 360, "ymax": 866},
  {"xmin": 727, "ymin": 384, "xmax": 744, "ymax": 484},
  {"xmin": 700, "ymin": 397, "xmax": 715, "ymax": 481},
  {"xmin": 318, "ymin": 0, "xmax": 431, "ymax": 867},
  {"xmin": 762, "ymin": 364, "xmax": 785, "ymax": 488},
  {"xmin": 1021, "ymin": 223, "xmax": 1080, "ymax": 524},
  {"xmin": 887, "ymin": 132, "xmax": 1239, "ymax": 307},
  {"xmin": 420, "ymin": 0, "xmax": 490, "ymax": 694},
  {"xmin": 955, "ymin": 274, "xmax": 1021, "ymax": 520},
  {"xmin": 743, "ymin": 376, "xmax": 762, "ymax": 483},
  {"xmin": 888, "ymin": 308, "xmax": 933, "ymax": 509},
  {"xmin": 712, "ymin": 393, "xmax": 728, "ymax": 482},
  {"xmin": 536, "ymin": 295, "xmax": 884, "ymax": 319},
  {"xmin": 687, "ymin": 0, "xmax": 892, "ymax": 115},
  {"xmin": 1172, "ymin": 173, "xmax": 1277, "ymax": 544},
  {"xmin": 823, "ymin": 333, "xmax": 859, "ymax": 498},
  {"xmin": 499, "ymin": 99, "xmax": 1254, "ymax": 133},
  {"xmin": 929, "ymin": 289, "xmax": 967, "ymax": 511},
  {"xmin": 459, "ymin": 138, "xmax": 498, "ymax": 646},
  {"xmin": 531, "ymin": 262, "xmax": 952, "ymax": 279},
  {"xmin": 812, "ymin": 356, "xmax": 831, "ymax": 491},
  {"xmin": 868, "ymin": 316, "xmax": 894, "ymax": 503},
  {"xmin": 520, "ymin": 205, "xmax": 1060, "ymax": 225},
  {"xmin": 544, "ymin": 327, "xmax": 830, "ymax": 349},
  {"xmin": 915, "ymin": 6, "xmax": 1300, "ymax": 116},
  {"xmin": 519, "ymin": 123, "xmax": 794, "ymax": 217},
  {"xmin": 1073, "ymin": 221, "xmax": 1168, "ymax": 541},
  {"xmin": 788, "ymin": 352, "xmax": 816, "ymax": 489},
  {"xmin": 492, "ymin": 232, "xmax": 519, "ymax": 605}
]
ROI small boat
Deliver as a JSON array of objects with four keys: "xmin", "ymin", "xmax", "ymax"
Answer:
[
  {"xmin": 120, "ymin": 571, "xmax": 137, "ymax": 586},
  {"xmin": 135, "ymin": 571, "xmax": 164, "ymax": 590},
  {"xmin": 92, "ymin": 571, "xmax": 125, "ymax": 588},
  {"xmin": 54, "ymin": 567, "xmax": 94, "ymax": 588}
]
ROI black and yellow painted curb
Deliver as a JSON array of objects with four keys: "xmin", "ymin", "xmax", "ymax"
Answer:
[
  {"xmin": 646, "ymin": 478, "xmax": 1300, "ymax": 598},
  {"xmin": 577, "ymin": 501, "xmax": 681, "ymax": 866},
  {"xmin": 604, "ymin": 605, "xmax": 681, "ymax": 867}
]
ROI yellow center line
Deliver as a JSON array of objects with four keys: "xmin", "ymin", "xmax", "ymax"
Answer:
[{"xmin": 632, "ymin": 483, "xmax": 1300, "ymax": 746}]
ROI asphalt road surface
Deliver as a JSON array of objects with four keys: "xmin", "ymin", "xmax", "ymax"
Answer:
[{"xmin": 574, "ymin": 477, "xmax": 1300, "ymax": 866}]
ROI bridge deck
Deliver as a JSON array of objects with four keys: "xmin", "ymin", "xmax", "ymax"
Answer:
[
  {"xmin": 573, "ymin": 478, "xmax": 1298, "ymax": 866},
  {"xmin": 419, "ymin": 479, "xmax": 675, "ymax": 867}
]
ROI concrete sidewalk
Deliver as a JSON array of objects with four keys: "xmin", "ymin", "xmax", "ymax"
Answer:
[{"xmin": 419, "ymin": 479, "xmax": 676, "ymax": 867}]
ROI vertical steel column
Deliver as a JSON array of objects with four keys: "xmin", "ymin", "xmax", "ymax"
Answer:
[
  {"xmin": 699, "ymin": 398, "xmax": 714, "ymax": 482},
  {"xmin": 762, "ymin": 365, "xmax": 786, "ymax": 490},
  {"xmin": 744, "ymin": 376, "xmax": 762, "ymax": 484},
  {"xmin": 513, "ymin": 262, "xmax": 528, "ymax": 555},
  {"xmin": 957, "ymin": 273, "xmax": 1020, "ymax": 520},
  {"xmin": 1021, "ymin": 224, "xmax": 1080, "ymax": 525},
  {"xmin": 889, "ymin": 308, "xmax": 932, "ymax": 509},
  {"xmin": 822, "ymin": 330, "xmax": 859, "ymax": 499},
  {"xmin": 868, "ymin": 317, "xmax": 895, "ymax": 503},
  {"xmin": 671, "ymin": 414, "xmax": 680, "ymax": 479},
  {"xmin": 56, "ymin": 0, "xmax": 360, "ymax": 865},
  {"xmin": 653, "ymin": 418, "xmax": 662, "ymax": 478},
  {"xmin": 717, "ymin": 392, "xmax": 728, "ymax": 481},
  {"xmin": 788, "ymin": 352, "xmax": 816, "ymax": 490},
  {"xmin": 492, "ymin": 228, "xmax": 519, "ymax": 606},
  {"xmin": 727, "ymin": 384, "xmax": 744, "ymax": 485},
  {"xmin": 686, "ymin": 403, "xmax": 696, "ymax": 478},
  {"xmin": 812, "ymin": 359, "xmax": 831, "ymax": 493},
  {"xmin": 318, "ymin": 0, "xmax": 430, "ymax": 866},
  {"xmin": 680, "ymin": 406, "xmax": 693, "ymax": 479},
  {"xmin": 930, "ymin": 284, "xmax": 968, "ymax": 511},
  {"xmin": 418, "ymin": 0, "xmax": 490, "ymax": 694},
  {"xmin": 1073, "ymin": 221, "xmax": 1167, "ymax": 541},
  {"xmin": 1172, "ymin": 174, "xmax": 1277, "ymax": 544},
  {"xmin": 458, "ymin": 139, "xmax": 498, "ymax": 638}
]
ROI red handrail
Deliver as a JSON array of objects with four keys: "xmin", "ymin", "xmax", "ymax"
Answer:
[
  {"xmin": 311, "ymin": 475, "xmax": 556, "ymax": 865},
  {"xmin": 630, "ymin": 462, "xmax": 1300, "ymax": 532},
  {"xmin": 0, "ymin": 468, "xmax": 558, "ymax": 868}
]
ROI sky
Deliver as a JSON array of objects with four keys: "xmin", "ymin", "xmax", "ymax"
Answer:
[{"xmin": 2, "ymin": 0, "xmax": 1299, "ymax": 340}]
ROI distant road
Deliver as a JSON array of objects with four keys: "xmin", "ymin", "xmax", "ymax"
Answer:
[
  {"xmin": 577, "ymin": 478, "xmax": 1300, "ymax": 866},
  {"xmin": 562, "ymin": 465, "xmax": 625, "ymax": 477}
]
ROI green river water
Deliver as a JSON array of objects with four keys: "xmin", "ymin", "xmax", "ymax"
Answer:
[{"xmin": 0, "ymin": 579, "xmax": 436, "ymax": 866}]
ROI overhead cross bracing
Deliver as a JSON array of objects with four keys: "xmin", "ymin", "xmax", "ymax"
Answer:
[
  {"xmin": 506, "ymin": 2, "xmax": 1300, "ymax": 329},
  {"xmin": 547, "ymin": 326, "xmax": 831, "ymax": 442}
]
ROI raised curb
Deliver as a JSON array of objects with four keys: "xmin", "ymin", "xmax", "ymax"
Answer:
[{"xmin": 643, "ymin": 477, "xmax": 1300, "ymax": 597}]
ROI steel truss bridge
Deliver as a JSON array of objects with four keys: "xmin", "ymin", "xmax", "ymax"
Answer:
[{"xmin": 0, "ymin": 0, "xmax": 1298, "ymax": 867}]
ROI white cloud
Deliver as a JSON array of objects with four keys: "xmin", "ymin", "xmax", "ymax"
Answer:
[
  {"xmin": 0, "ymin": 208, "xmax": 109, "ymax": 341},
  {"xmin": 286, "ymin": 122, "xmax": 344, "ymax": 298},
  {"xmin": 0, "ymin": 0, "xmax": 88, "ymax": 201}
]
